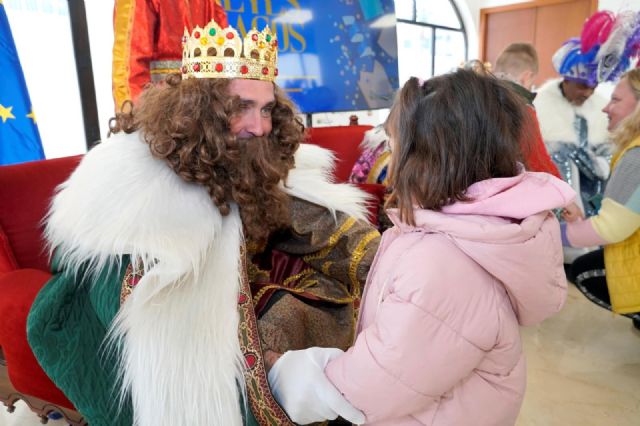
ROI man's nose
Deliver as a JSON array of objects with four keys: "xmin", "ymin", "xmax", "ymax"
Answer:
[{"xmin": 246, "ymin": 110, "xmax": 265, "ymax": 137}]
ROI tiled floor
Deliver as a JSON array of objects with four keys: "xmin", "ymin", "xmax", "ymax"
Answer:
[
  {"xmin": 516, "ymin": 284, "xmax": 640, "ymax": 425},
  {"xmin": 2, "ymin": 285, "xmax": 639, "ymax": 426}
]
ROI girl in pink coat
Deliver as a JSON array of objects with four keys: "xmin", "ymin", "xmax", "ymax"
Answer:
[{"xmin": 268, "ymin": 70, "xmax": 575, "ymax": 425}]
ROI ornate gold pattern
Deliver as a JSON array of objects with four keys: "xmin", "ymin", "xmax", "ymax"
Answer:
[
  {"xmin": 119, "ymin": 261, "xmax": 144, "ymax": 306},
  {"xmin": 321, "ymin": 260, "xmax": 333, "ymax": 276},
  {"xmin": 303, "ymin": 217, "xmax": 356, "ymax": 264},
  {"xmin": 237, "ymin": 244, "xmax": 294, "ymax": 425},
  {"xmin": 348, "ymin": 230, "xmax": 380, "ymax": 299},
  {"xmin": 182, "ymin": 20, "xmax": 278, "ymax": 82}
]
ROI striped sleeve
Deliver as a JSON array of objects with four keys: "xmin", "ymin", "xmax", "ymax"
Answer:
[{"xmin": 566, "ymin": 148, "xmax": 640, "ymax": 247}]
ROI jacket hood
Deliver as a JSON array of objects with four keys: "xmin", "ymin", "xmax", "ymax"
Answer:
[{"xmin": 388, "ymin": 172, "xmax": 574, "ymax": 325}]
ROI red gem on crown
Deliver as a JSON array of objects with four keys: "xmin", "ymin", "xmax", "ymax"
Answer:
[
  {"xmin": 240, "ymin": 65, "xmax": 249, "ymax": 74},
  {"xmin": 194, "ymin": 31, "xmax": 200, "ymax": 39},
  {"xmin": 193, "ymin": 63, "xmax": 200, "ymax": 72},
  {"xmin": 274, "ymin": 68, "xmax": 279, "ymax": 76},
  {"xmin": 215, "ymin": 63, "xmax": 223, "ymax": 72},
  {"xmin": 226, "ymin": 32, "xmax": 234, "ymax": 40},
  {"xmin": 262, "ymin": 67, "xmax": 269, "ymax": 75}
]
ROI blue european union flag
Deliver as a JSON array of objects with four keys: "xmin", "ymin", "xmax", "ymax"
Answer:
[{"xmin": 0, "ymin": 2, "xmax": 45, "ymax": 165}]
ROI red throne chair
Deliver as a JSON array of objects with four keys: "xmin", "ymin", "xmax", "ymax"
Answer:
[{"xmin": 0, "ymin": 155, "xmax": 85, "ymax": 424}]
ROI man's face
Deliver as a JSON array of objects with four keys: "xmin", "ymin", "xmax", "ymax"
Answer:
[
  {"xmin": 228, "ymin": 79, "xmax": 276, "ymax": 138},
  {"xmin": 603, "ymin": 77, "xmax": 639, "ymax": 131},
  {"xmin": 562, "ymin": 80, "xmax": 596, "ymax": 106}
]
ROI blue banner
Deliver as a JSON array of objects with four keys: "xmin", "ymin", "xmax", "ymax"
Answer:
[
  {"xmin": 222, "ymin": 0, "xmax": 398, "ymax": 113},
  {"xmin": 0, "ymin": 1, "xmax": 45, "ymax": 166}
]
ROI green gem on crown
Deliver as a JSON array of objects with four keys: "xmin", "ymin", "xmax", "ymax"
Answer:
[
  {"xmin": 266, "ymin": 35, "xmax": 272, "ymax": 42},
  {"xmin": 209, "ymin": 28, "xmax": 216, "ymax": 36}
]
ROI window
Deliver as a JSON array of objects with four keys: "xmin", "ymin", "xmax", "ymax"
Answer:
[{"xmin": 394, "ymin": 0, "xmax": 467, "ymax": 85}]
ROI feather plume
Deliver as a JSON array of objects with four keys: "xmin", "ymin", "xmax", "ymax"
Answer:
[
  {"xmin": 596, "ymin": 11, "xmax": 638, "ymax": 82},
  {"xmin": 581, "ymin": 10, "xmax": 615, "ymax": 53}
]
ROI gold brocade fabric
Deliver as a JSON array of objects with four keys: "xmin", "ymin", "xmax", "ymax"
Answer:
[{"xmin": 252, "ymin": 197, "xmax": 380, "ymax": 354}]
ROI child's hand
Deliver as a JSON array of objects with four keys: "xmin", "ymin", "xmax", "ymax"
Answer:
[{"xmin": 561, "ymin": 202, "xmax": 584, "ymax": 222}]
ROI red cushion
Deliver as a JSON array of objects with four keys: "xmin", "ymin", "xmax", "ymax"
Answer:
[
  {"xmin": 0, "ymin": 268, "xmax": 76, "ymax": 410},
  {"xmin": 0, "ymin": 225, "xmax": 18, "ymax": 274},
  {"xmin": 306, "ymin": 126, "xmax": 372, "ymax": 182},
  {"xmin": 0, "ymin": 156, "xmax": 82, "ymax": 270}
]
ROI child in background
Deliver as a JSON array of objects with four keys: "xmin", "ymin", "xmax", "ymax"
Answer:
[{"xmin": 268, "ymin": 70, "xmax": 575, "ymax": 425}]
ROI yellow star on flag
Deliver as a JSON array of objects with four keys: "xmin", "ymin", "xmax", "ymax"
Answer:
[
  {"xmin": 0, "ymin": 104, "xmax": 16, "ymax": 123},
  {"xmin": 27, "ymin": 110, "xmax": 37, "ymax": 123}
]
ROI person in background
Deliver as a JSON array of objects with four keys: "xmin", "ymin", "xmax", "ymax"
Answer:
[
  {"xmin": 112, "ymin": 0, "xmax": 228, "ymax": 111},
  {"xmin": 562, "ymin": 68, "xmax": 640, "ymax": 330},
  {"xmin": 268, "ymin": 70, "xmax": 574, "ymax": 425},
  {"xmin": 537, "ymin": 11, "xmax": 640, "ymax": 266},
  {"xmin": 494, "ymin": 42, "xmax": 562, "ymax": 178},
  {"xmin": 27, "ymin": 19, "xmax": 375, "ymax": 426},
  {"xmin": 534, "ymin": 45, "xmax": 610, "ymax": 226}
]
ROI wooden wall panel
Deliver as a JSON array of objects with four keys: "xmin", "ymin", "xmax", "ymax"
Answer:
[
  {"xmin": 534, "ymin": 0, "xmax": 593, "ymax": 86},
  {"xmin": 485, "ymin": 9, "xmax": 536, "ymax": 74},
  {"xmin": 480, "ymin": 0, "xmax": 598, "ymax": 87}
]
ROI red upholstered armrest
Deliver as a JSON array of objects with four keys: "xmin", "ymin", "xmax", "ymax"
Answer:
[
  {"xmin": 306, "ymin": 125, "xmax": 372, "ymax": 182},
  {"xmin": 0, "ymin": 155, "xmax": 82, "ymax": 271},
  {"xmin": 0, "ymin": 225, "xmax": 18, "ymax": 275}
]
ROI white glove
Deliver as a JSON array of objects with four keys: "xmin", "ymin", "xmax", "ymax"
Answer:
[{"xmin": 268, "ymin": 347, "xmax": 365, "ymax": 425}]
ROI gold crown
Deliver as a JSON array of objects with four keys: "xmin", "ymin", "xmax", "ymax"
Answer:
[{"xmin": 181, "ymin": 20, "xmax": 278, "ymax": 82}]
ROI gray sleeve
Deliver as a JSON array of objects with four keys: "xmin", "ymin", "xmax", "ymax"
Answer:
[{"xmin": 604, "ymin": 147, "xmax": 640, "ymax": 210}]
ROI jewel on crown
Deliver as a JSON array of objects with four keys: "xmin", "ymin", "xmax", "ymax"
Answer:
[{"xmin": 181, "ymin": 20, "xmax": 278, "ymax": 82}]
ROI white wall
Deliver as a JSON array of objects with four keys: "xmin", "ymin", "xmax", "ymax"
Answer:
[{"xmin": 85, "ymin": 0, "xmax": 115, "ymax": 145}]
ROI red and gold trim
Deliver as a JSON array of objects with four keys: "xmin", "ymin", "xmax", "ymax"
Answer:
[
  {"xmin": 238, "ymin": 244, "xmax": 294, "ymax": 425},
  {"xmin": 120, "ymin": 261, "xmax": 144, "ymax": 305}
]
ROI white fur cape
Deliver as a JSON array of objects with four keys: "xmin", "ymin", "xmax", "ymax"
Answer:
[
  {"xmin": 44, "ymin": 132, "xmax": 371, "ymax": 426},
  {"xmin": 533, "ymin": 78, "xmax": 610, "ymax": 152}
]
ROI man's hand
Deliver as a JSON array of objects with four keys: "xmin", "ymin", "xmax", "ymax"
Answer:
[
  {"xmin": 562, "ymin": 202, "xmax": 584, "ymax": 222},
  {"xmin": 268, "ymin": 347, "xmax": 365, "ymax": 425}
]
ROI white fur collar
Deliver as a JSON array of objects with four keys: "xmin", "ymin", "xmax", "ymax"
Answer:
[
  {"xmin": 286, "ymin": 143, "xmax": 371, "ymax": 222},
  {"xmin": 533, "ymin": 79, "xmax": 610, "ymax": 151}
]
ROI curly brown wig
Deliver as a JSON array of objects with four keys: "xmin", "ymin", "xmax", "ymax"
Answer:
[{"xmin": 109, "ymin": 74, "xmax": 305, "ymax": 244}]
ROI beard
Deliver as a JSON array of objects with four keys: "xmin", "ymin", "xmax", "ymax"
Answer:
[{"xmin": 227, "ymin": 136, "xmax": 293, "ymax": 245}]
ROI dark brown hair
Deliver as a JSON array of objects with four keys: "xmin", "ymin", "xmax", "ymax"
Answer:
[
  {"xmin": 109, "ymin": 74, "xmax": 304, "ymax": 244},
  {"xmin": 385, "ymin": 69, "xmax": 525, "ymax": 225}
]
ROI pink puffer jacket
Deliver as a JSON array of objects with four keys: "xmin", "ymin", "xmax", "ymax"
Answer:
[{"xmin": 325, "ymin": 172, "xmax": 575, "ymax": 425}]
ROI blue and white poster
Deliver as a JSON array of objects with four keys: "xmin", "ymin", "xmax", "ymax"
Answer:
[{"xmin": 222, "ymin": 0, "xmax": 398, "ymax": 113}]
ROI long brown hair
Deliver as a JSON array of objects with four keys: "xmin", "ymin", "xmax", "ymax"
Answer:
[
  {"xmin": 611, "ymin": 69, "xmax": 640, "ymax": 153},
  {"xmin": 385, "ymin": 70, "xmax": 525, "ymax": 225},
  {"xmin": 110, "ymin": 74, "xmax": 304, "ymax": 244}
]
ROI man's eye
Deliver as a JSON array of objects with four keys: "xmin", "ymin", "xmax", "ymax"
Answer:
[{"xmin": 261, "ymin": 107, "xmax": 273, "ymax": 116}]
